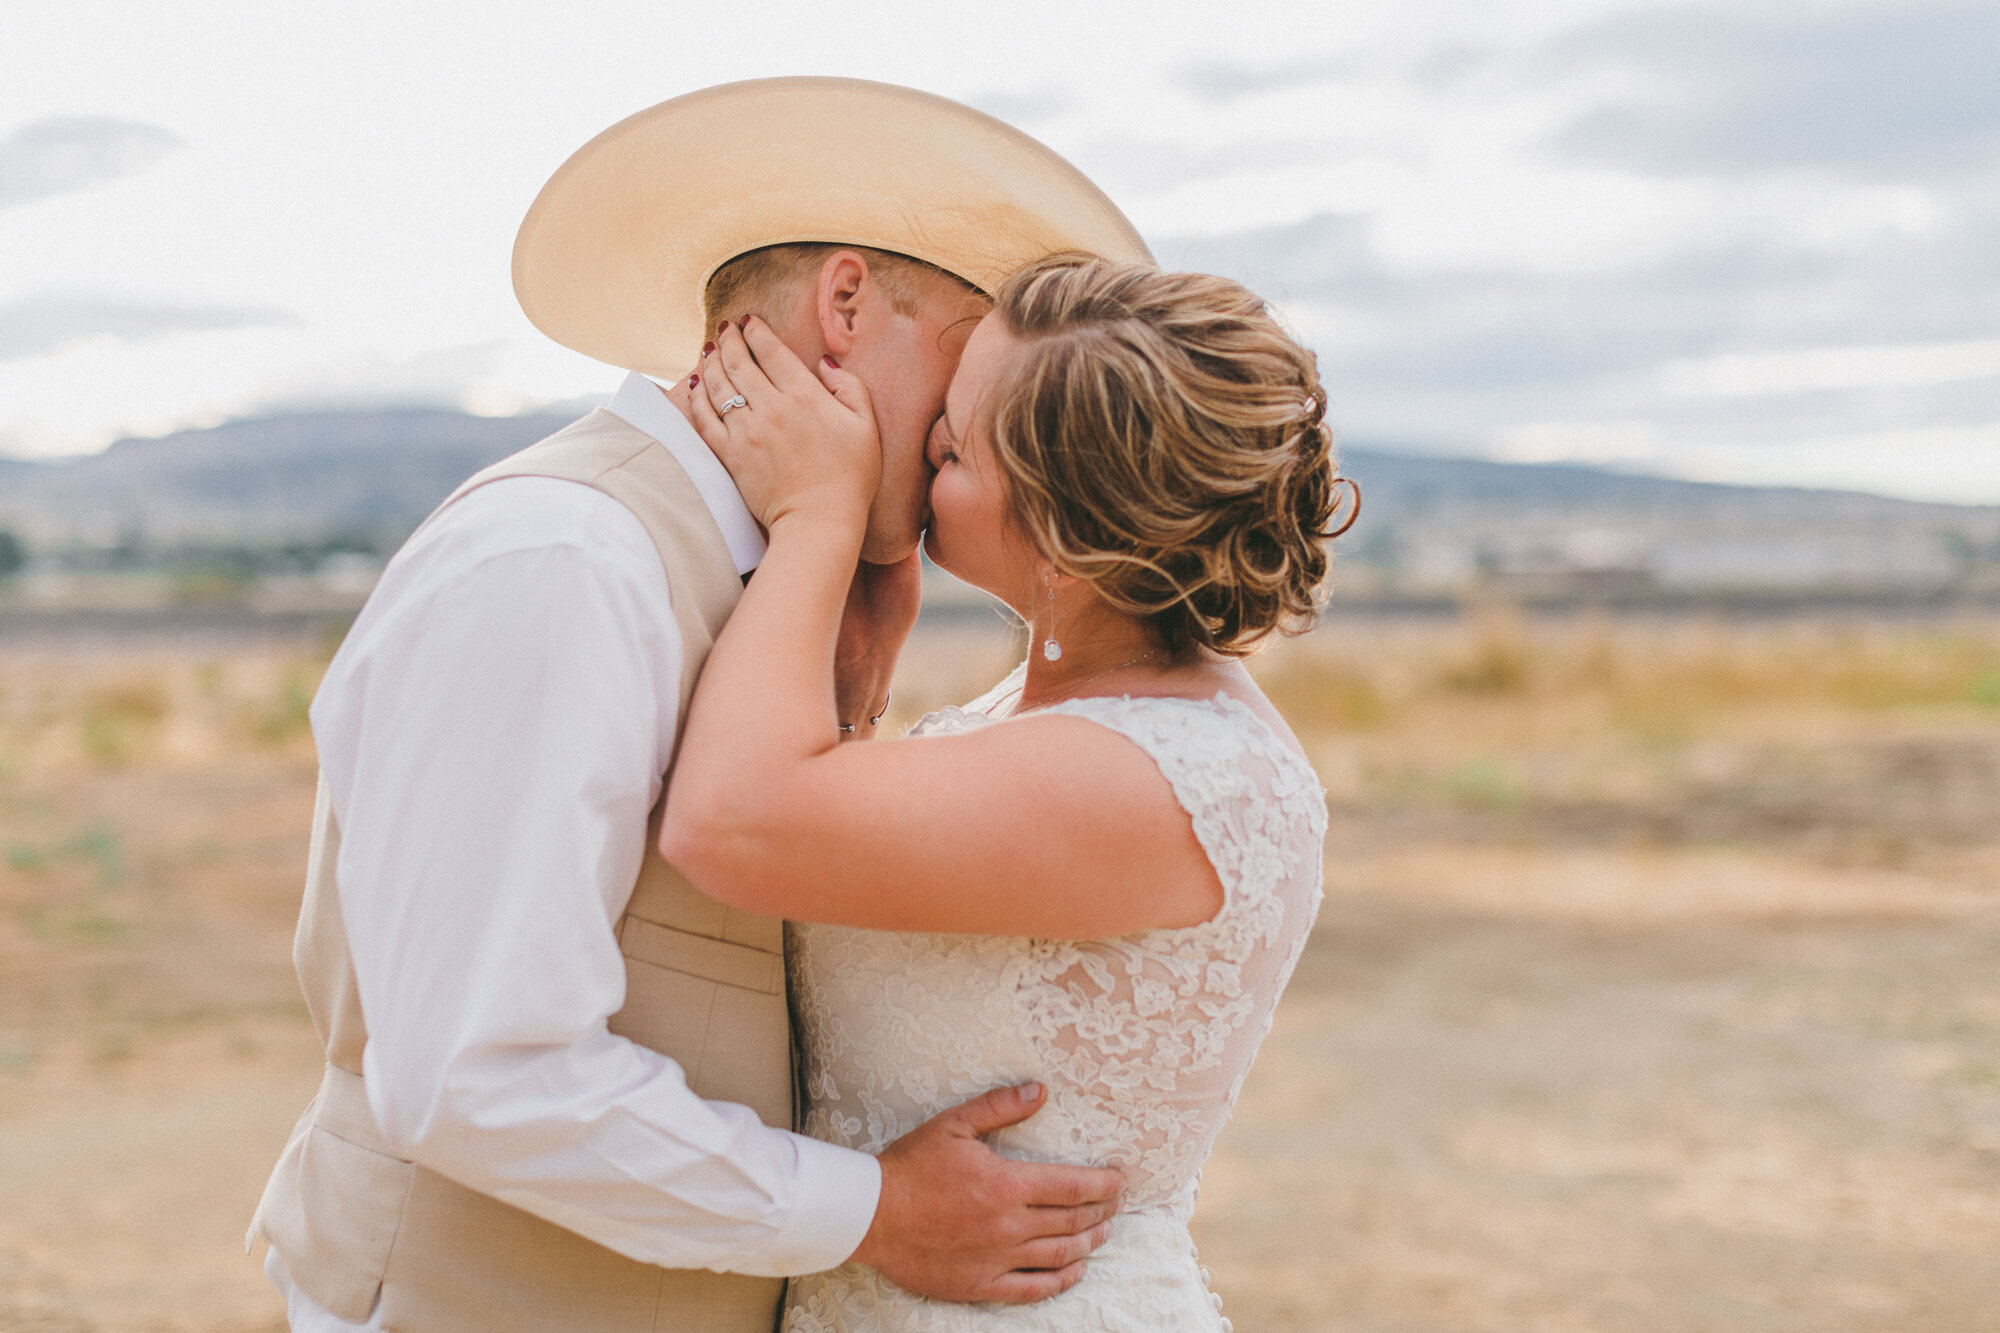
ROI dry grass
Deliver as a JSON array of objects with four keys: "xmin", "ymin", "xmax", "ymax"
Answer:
[{"xmin": 2, "ymin": 614, "xmax": 1998, "ymax": 1331}]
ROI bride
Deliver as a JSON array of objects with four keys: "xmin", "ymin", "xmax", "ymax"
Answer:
[{"xmin": 664, "ymin": 254, "xmax": 1349, "ymax": 1331}]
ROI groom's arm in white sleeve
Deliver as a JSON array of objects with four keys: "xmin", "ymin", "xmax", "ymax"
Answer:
[{"xmin": 311, "ymin": 476, "xmax": 878, "ymax": 1277}]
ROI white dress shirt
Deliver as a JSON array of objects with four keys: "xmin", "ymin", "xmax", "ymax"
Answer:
[{"xmin": 267, "ymin": 374, "xmax": 878, "ymax": 1332}]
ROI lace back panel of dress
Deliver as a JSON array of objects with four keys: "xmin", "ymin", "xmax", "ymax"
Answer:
[{"xmin": 788, "ymin": 689, "xmax": 1327, "ymax": 1213}]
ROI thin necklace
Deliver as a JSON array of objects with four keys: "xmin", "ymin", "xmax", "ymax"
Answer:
[{"xmin": 996, "ymin": 647, "xmax": 1161, "ymax": 717}]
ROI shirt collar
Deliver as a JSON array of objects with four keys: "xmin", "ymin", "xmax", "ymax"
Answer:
[{"xmin": 602, "ymin": 371, "xmax": 767, "ymax": 576}]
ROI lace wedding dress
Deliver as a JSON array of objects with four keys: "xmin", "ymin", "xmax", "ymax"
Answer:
[{"xmin": 783, "ymin": 666, "xmax": 1327, "ymax": 1332}]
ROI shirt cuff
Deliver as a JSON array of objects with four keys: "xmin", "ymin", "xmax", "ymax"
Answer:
[{"xmin": 766, "ymin": 1133, "xmax": 882, "ymax": 1275}]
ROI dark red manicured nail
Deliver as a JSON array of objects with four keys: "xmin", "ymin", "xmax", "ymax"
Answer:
[
  {"xmin": 823, "ymin": 355, "xmax": 840, "ymax": 368},
  {"xmin": 701, "ymin": 342, "xmax": 715, "ymax": 357},
  {"xmin": 687, "ymin": 374, "xmax": 698, "ymax": 387},
  {"xmin": 718, "ymin": 320, "xmax": 730, "ymax": 334}
]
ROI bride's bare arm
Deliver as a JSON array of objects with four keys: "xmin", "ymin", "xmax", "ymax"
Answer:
[{"xmin": 664, "ymin": 318, "xmax": 1221, "ymax": 938}]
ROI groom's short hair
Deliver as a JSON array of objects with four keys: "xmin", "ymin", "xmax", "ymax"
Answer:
[{"xmin": 702, "ymin": 243, "xmax": 979, "ymax": 331}]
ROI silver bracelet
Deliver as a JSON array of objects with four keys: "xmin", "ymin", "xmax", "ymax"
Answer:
[{"xmin": 837, "ymin": 689, "xmax": 892, "ymax": 735}]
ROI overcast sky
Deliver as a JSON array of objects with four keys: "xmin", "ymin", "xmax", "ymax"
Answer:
[{"xmin": 3, "ymin": 0, "xmax": 1996, "ymax": 501}]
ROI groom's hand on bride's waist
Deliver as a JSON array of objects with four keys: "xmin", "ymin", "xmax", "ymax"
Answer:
[{"xmin": 850, "ymin": 1082, "xmax": 1125, "ymax": 1304}]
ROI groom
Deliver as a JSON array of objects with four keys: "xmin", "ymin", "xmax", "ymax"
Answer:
[{"xmin": 249, "ymin": 80, "xmax": 1154, "ymax": 1333}]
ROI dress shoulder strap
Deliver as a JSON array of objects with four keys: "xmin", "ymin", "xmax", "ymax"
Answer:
[{"xmin": 1040, "ymin": 693, "xmax": 1326, "ymax": 914}]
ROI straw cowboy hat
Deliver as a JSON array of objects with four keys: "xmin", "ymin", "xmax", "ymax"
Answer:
[{"xmin": 512, "ymin": 77, "xmax": 1154, "ymax": 377}]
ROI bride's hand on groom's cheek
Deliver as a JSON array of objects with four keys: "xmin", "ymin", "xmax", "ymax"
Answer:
[
  {"xmin": 687, "ymin": 316, "xmax": 882, "ymax": 534},
  {"xmin": 851, "ymin": 1082, "xmax": 1126, "ymax": 1304}
]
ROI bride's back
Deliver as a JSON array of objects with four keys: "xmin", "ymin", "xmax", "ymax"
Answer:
[
  {"xmin": 786, "ymin": 676, "xmax": 1323, "ymax": 1331},
  {"xmin": 792, "ymin": 672, "xmax": 1324, "ymax": 1210}
]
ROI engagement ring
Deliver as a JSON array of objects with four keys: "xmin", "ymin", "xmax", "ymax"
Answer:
[{"xmin": 718, "ymin": 394, "xmax": 748, "ymax": 415}]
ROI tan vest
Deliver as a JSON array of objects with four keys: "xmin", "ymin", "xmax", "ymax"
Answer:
[{"xmin": 251, "ymin": 410, "xmax": 794, "ymax": 1333}]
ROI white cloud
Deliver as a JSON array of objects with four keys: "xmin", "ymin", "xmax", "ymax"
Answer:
[
  {"xmin": 1662, "ymin": 339, "xmax": 2000, "ymax": 399},
  {"xmin": 253, "ymin": 340, "xmax": 614, "ymax": 419},
  {"xmin": 1491, "ymin": 419, "xmax": 1667, "ymax": 463},
  {"xmin": 0, "ymin": 116, "xmax": 181, "ymax": 208},
  {"xmin": 1668, "ymin": 423, "xmax": 2000, "ymax": 504},
  {"xmin": 0, "ymin": 324, "xmax": 298, "ymax": 457},
  {"xmin": 0, "ymin": 294, "xmax": 292, "ymax": 361}
]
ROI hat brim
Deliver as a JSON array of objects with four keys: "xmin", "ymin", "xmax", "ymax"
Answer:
[{"xmin": 512, "ymin": 77, "xmax": 1153, "ymax": 376}]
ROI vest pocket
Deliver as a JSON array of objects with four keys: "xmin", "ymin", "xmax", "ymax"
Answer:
[{"xmin": 616, "ymin": 916, "xmax": 784, "ymax": 994}]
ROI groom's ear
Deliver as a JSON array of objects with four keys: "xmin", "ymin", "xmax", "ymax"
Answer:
[{"xmin": 814, "ymin": 250, "xmax": 871, "ymax": 359}]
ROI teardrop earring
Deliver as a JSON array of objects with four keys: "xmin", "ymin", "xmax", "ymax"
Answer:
[{"xmin": 1041, "ymin": 570, "xmax": 1063, "ymax": 662}]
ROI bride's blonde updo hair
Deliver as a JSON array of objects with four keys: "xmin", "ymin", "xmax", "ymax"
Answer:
[{"xmin": 985, "ymin": 253, "xmax": 1354, "ymax": 659}]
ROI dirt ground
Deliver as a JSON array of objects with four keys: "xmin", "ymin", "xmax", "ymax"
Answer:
[{"xmin": 2, "ymin": 614, "xmax": 1998, "ymax": 1332}]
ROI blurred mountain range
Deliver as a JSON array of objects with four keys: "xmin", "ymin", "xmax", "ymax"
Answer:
[
  {"xmin": 0, "ymin": 409, "xmax": 572, "ymax": 548},
  {"xmin": 1, "ymin": 406, "xmax": 1997, "ymax": 602}
]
